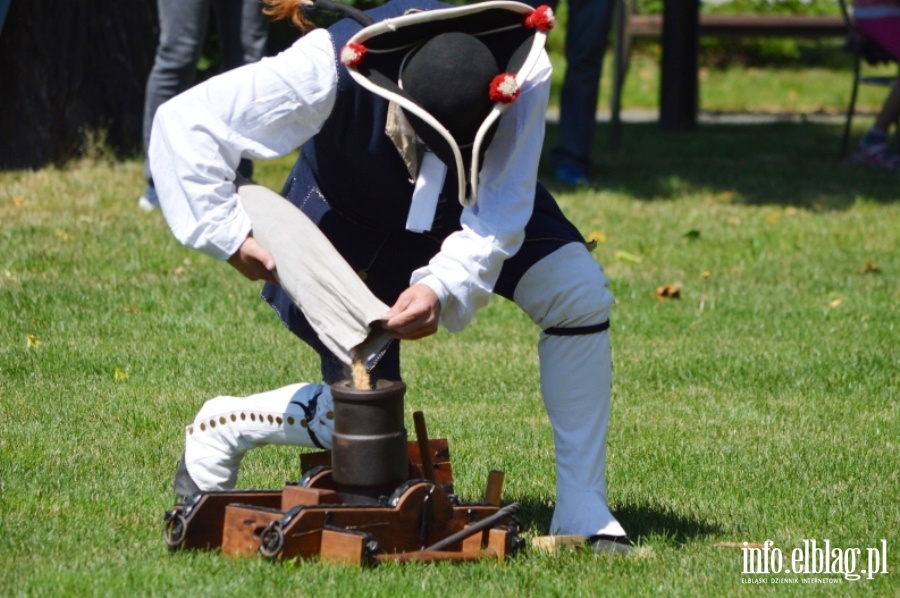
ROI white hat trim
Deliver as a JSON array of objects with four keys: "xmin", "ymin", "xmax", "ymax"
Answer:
[
  {"xmin": 345, "ymin": 1, "xmax": 535, "ymax": 47},
  {"xmin": 344, "ymin": 1, "xmax": 545, "ymax": 207},
  {"xmin": 468, "ymin": 29, "xmax": 547, "ymax": 205}
]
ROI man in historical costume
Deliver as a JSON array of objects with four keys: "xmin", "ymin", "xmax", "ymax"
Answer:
[{"xmin": 150, "ymin": 0, "xmax": 632, "ymax": 554}]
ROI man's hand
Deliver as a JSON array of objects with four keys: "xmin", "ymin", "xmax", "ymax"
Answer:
[
  {"xmin": 383, "ymin": 284, "xmax": 441, "ymax": 340},
  {"xmin": 226, "ymin": 235, "xmax": 278, "ymax": 285}
]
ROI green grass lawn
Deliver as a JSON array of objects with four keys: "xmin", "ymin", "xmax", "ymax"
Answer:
[
  {"xmin": 1, "ymin": 67, "xmax": 898, "ymax": 595},
  {"xmin": 548, "ymin": 42, "xmax": 896, "ymax": 117}
]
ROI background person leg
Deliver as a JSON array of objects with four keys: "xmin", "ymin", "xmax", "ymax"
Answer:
[
  {"xmin": 550, "ymin": 0, "xmax": 616, "ymax": 184},
  {"xmin": 141, "ymin": 0, "xmax": 210, "ymax": 210}
]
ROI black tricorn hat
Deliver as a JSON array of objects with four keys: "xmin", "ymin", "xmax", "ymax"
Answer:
[{"xmin": 340, "ymin": 1, "xmax": 556, "ymax": 207}]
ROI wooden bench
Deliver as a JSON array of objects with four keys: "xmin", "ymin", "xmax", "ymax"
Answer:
[
  {"xmin": 608, "ymin": 7, "xmax": 850, "ymax": 145},
  {"xmin": 627, "ymin": 14, "xmax": 846, "ymax": 40}
]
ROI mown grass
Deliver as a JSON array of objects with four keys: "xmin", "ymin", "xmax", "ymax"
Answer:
[
  {"xmin": 548, "ymin": 41, "xmax": 896, "ymax": 116},
  {"xmin": 1, "ymin": 65, "xmax": 898, "ymax": 595}
]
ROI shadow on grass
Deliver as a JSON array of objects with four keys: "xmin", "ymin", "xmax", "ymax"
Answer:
[
  {"xmin": 614, "ymin": 503, "xmax": 722, "ymax": 545},
  {"xmin": 515, "ymin": 497, "xmax": 720, "ymax": 546},
  {"xmin": 541, "ymin": 119, "xmax": 898, "ymax": 210}
]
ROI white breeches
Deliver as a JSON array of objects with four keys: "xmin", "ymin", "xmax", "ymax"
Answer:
[
  {"xmin": 183, "ymin": 383, "xmax": 335, "ymax": 491},
  {"xmin": 513, "ymin": 242, "xmax": 626, "ymax": 537}
]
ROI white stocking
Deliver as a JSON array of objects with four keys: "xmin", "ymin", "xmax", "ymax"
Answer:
[
  {"xmin": 183, "ymin": 383, "xmax": 334, "ymax": 492},
  {"xmin": 513, "ymin": 243, "xmax": 626, "ymax": 537}
]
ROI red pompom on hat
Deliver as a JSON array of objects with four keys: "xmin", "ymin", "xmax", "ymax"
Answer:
[
  {"xmin": 524, "ymin": 5, "xmax": 555, "ymax": 31},
  {"xmin": 340, "ymin": 42, "xmax": 367, "ymax": 67},
  {"xmin": 489, "ymin": 74, "xmax": 520, "ymax": 103}
]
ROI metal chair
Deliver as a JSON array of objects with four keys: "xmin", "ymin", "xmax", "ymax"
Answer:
[{"xmin": 836, "ymin": 0, "xmax": 899, "ymax": 157}]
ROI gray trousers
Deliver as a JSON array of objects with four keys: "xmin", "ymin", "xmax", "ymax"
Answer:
[
  {"xmin": 550, "ymin": 0, "xmax": 616, "ymax": 172},
  {"xmin": 142, "ymin": 0, "xmax": 269, "ymax": 182}
]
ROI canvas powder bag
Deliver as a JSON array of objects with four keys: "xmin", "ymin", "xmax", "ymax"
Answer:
[{"xmin": 236, "ymin": 176, "xmax": 393, "ymax": 369}]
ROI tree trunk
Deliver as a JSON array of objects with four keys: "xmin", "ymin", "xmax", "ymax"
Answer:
[{"xmin": 0, "ymin": 1, "xmax": 159, "ymax": 169}]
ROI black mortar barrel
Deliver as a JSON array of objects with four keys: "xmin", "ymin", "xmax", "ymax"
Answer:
[{"xmin": 330, "ymin": 379, "xmax": 408, "ymax": 502}]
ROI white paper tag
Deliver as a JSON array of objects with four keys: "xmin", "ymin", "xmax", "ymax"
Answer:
[{"xmin": 406, "ymin": 151, "xmax": 447, "ymax": 233}]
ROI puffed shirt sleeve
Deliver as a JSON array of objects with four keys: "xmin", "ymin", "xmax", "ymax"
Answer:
[
  {"xmin": 149, "ymin": 28, "xmax": 338, "ymax": 260},
  {"xmin": 409, "ymin": 51, "xmax": 552, "ymax": 332}
]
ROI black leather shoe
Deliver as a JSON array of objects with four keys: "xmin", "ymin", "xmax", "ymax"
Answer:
[
  {"xmin": 589, "ymin": 534, "xmax": 635, "ymax": 555},
  {"xmin": 172, "ymin": 453, "xmax": 202, "ymax": 503}
]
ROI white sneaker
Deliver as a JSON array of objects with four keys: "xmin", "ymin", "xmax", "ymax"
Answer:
[{"xmin": 137, "ymin": 194, "xmax": 158, "ymax": 212}]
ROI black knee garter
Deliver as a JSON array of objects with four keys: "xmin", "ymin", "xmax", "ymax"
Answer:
[{"xmin": 544, "ymin": 320, "xmax": 610, "ymax": 336}]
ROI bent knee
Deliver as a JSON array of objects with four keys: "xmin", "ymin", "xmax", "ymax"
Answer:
[{"xmin": 513, "ymin": 243, "xmax": 614, "ymax": 330}]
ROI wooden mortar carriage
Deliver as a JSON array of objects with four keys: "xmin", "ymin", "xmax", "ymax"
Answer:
[{"xmin": 164, "ymin": 380, "xmax": 522, "ymax": 565}]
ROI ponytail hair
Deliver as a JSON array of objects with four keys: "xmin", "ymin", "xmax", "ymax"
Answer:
[{"xmin": 262, "ymin": 0, "xmax": 316, "ymax": 33}]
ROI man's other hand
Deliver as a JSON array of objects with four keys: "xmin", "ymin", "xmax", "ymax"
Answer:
[
  {"xmin": 383, "ymin": 284, "xmax": 441, "ymax": 340},
  {"xmin": 227, "ymin": 235, "xmax": 278, "ymax": 285}
]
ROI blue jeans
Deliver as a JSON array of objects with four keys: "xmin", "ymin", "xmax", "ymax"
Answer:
[
  {"xmin": 142, "ymin": 0, "xmax": 269, "ymax": 185},
  {"xmin": 549, "ymin": 0, "xmax": 616, "ymax": 173}
]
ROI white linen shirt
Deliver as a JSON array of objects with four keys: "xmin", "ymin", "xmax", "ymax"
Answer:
[{"xmin": 149, "ymin": 27, "xmax": 552, "ymax": 332}]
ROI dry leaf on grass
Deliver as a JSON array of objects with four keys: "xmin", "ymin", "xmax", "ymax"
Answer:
[
  {"xmin": 655, "ymin": 284, "xmax": 682, "ymax": 300},
  {"xmin": 860, "ymin": 260, "xmax": 881, "ymax": 274},
  {"xmin": 586, "ymin": 231, "xmax": 607, "ymax": 245}
]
